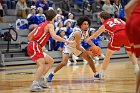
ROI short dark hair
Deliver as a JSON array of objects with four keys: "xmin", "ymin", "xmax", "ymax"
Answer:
[
  {"xmin": 77, "ymin": 16, "xmax": 91, "ymax": 27},
  {"xmin": 99, "ymin": 11, "xmax": 111, "ymax": 20},
  {"xmin": 46, "ymin": 10, "xmax": 57, "ymax": 21}
]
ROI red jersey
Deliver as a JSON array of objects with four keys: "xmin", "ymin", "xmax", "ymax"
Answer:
[
  {"xmin": 31, "ymin": 21, "xmax": 51, "ymax": 47},
  {"xmin": 103, "ymin": 18, "xmax": 131, "ymax": 51},
  {"xmin": 132, "ymin": 2, "xmax": 140, "ymax": 14},
  {"xmin": 103, "ymin": 18, "xmax": 125, "ymax": 35}
]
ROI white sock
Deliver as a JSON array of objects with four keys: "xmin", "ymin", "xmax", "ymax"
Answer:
[{"xmin": 51, "ymin": 71, "xmax": 54, "ymax": 75}]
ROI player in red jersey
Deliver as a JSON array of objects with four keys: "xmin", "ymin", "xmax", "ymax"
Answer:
[
  {"xmin": 125, "ymin": 1, "xmax": 140, "ymax": 93},
  {"xmin": 86, "ymin": 11, "xmax": 139, "ymax": 79},
  {"xmin": 27, "ymin": 9, "xmax": 73, "ymax": 92}
]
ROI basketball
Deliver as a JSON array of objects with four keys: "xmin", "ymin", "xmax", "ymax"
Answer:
[{"xmin": 89, "ymin": 46, "xmax": 101, "ymax": 57}]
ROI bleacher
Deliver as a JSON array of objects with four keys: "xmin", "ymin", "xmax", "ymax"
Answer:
[{"xmin": 0, "ymin": 0, "xmax": 128, "ymax": 66}]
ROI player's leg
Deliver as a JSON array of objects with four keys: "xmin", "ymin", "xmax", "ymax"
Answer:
[
  {"xmin": 79, "ymin": 53, "xmax": 96, "ymax": 73},
  {"xmin": 47, "ymin": 54, "xmax": 69, "ymax": 82},
  {"xmin": 94, "ymin": 48, "xmax": 116, "ymax": 79},
  {"xmin": 30, "ymin": 58, "xmax": 46, "ymax": 92},
  {"xmin": 36, "ymin": 54, "xmax": 54, "ymax": 88},
  {"xmin": 43, "ymin": 54, "xmax": 54, "ymax": 75},
  {"xmin": 54, "ymin": 54, "xmax": 69, "ymax": 73},
  {"xmin": 126, "ymin": 51, "xmax": 139, "ymax": 75}
]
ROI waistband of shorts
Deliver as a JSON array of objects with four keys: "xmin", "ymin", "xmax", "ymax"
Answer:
[{"xmin": 31, "ymin": 40, "xmax": 42, "ymax": 47}]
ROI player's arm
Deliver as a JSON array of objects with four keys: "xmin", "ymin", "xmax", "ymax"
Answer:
[
  {"xmin": 86, "ymin": 25, "xmax": 105, "ymax": 43},
  {"xmin": 125, "ymin": 0, "xmax": 140, "ymax": 19},
  {"xmin": 28, "ymin": 27, "xmax": 37, "ymax": 41},
  {"xmin": 47, "ymin": 24, "xmax": 70, "ymax": 44},
  {"xmin": 74, "ymin": 32, "xmax": 90, "ymax": 54}
]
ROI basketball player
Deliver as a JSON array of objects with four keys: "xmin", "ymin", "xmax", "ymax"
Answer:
[
  {"xmin": 125, "ymin": 1, "xmax": 140, "ymax": 93},
  {"xmin": 47, "ymin": 16, "xmax": 98, "ymax": 82},
  {"xmin": 86, "ymin": 11, "xmax": 140, "ymax": 79},
  {"xmin": 27, "ymin": 9, "xmax": 73, "ymax": 92}
]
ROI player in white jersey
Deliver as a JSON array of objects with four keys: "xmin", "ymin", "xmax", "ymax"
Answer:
[{"xmin": 47, "ymin": 16, "xmax": 99, "ymax": 82}]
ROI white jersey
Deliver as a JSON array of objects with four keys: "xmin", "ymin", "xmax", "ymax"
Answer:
[
  {"xmin": 63, "ymin": 27, "xmax": 89, "ymax": 56},
  {"xmin": 68, "ymin": 27, "xmax": 89, "ymax": 42}
]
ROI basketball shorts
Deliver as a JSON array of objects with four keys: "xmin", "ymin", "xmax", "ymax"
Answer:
[
  {"xmin": 126, "ymin": 13, "xmax": 140, "ymax": 56},
  {"xmin": 63, "ymin": 45, "xmax": 83, "ymax": 57},
  {"xmin": 27, "ymin": 42, "xmax": 44, "ymax": 61},
  {"xmin": 108, "ymin": 30, "xmax": 131, "ymax": 51}
]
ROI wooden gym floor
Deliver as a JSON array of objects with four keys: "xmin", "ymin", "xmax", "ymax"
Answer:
[{"xmin": 0, "ymin": 58, "xmax": 137, "ymax": 93}]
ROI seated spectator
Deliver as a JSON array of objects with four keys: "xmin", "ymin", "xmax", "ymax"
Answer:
[
  {"xmin": 73, "ymin": 0, "xmax": 83, "ymax": 10},
  {"xmin": 56, "ymin": 8, "xmax": 64, "ymax": 19},
  {"xmin": 92, "ymin": 0, "xmax": 102, "ymax": 23},
  {"xmin": 55, "ymin": 27, "xmax": 67, "ymax": 51},
  {"xmin": 67, "ymin": 13, "xmax": 76, "ymax": 28},
  {"xmin": 27, "ymin": 6, "xmax": 38, "ymax": 31},
  {"xmin": 35, "ymin": 0, "xmax": 51, "ymax": 13},
  {"xmin": 60, "ymin": 0, "xmax": 70, "ymax": 17},
  {"xmin": 36, "ymin": 7, "xmax": 46, "ymax": 24},
  {"xmin": 113, "ymin": 0, "xmax": 122, "ymax": 18},
  {"xmin": 54, "ymin": 14, "xmax": 64, "ymax": 28},
  {"xmin": 55, "ymin": 21, "xmax": 64, "ymax": 34},
  {"xmin": 102, "ymin": 0, "xmax": 115, "ymax": 17},
  {"xmin": 0, "ymin": 2, "xmax": 3, "ymax": 22},
  {"xmin": 64, "ymin": 19, "xmax": 73, "ymax": 37},
  {"xmin": 16, "ymin": 0, "xmax": 29, "ymax": 19}
]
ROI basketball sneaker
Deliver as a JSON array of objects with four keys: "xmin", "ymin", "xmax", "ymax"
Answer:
[
  {"xmin": 39, "ymin": 77, "xmax": 49, "ymax": 88},
  {"xmin": 30, "ymin": 81, "xmax": 44, "ymax": 92},
  {"xmin": 47, "ymin": 73, "xmax": 54, "ymax": 82},
  {"xmin": 94, "ymin": 72, "xmax": 104, "ymax": 80}
]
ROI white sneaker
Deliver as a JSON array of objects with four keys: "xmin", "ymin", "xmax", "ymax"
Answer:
[
  {"xmin": 94, "ymin": 56, "xmax": 99, "ymax": 61},
  {"xmin": 83, "ymin": 59, "xmax": 88, "ymax": 65},
  {"xmin": 67, "ymin": 59, "xmax": 72, "ymax": 66},
  {"xmin": 72, "ymin": 55, "xmax": 78, "ymax": 65},
  {"xmin": 30, "ymin": 82, "xmax": 44, "ymax": 92},
  {"xmin": 101, "ymin": 54, "xmax": 105, "ymax": 58},
  {"xmin": 94, "ymin": 72, "xmax": 104, "ymax": 80},
  {"xmin": 39, "ymin": 77, "xmax": 49, "ymax": 88}
]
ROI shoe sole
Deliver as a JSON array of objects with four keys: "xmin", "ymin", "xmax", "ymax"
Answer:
[{"xmin": 30, "ymin": 89, "xmax": 45, "ymax": 92}]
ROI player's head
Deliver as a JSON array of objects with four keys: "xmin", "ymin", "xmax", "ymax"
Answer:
[
  {"xmin": 98, "ymin": 11, "xmax": 111, "ymax": 22},
  {"xmin": 77, "ymin": 16, "xmax": 91, "ymax": 31},
  {"xmin": 46, "ymin": 9, "xmax": 57, "ymax": 22}
]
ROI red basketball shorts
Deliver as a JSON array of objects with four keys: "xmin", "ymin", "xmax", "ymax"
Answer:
[
  {"xmin": 108, "ymin": 30, "xmax": 131, "ymax": 51},
  {"xmin": 126, "ymin": 13, "xmax": 140, "ymax": 57},
  {"xmin": 27, "ymin": 42, "xmax": 44, "ymax": 61}
]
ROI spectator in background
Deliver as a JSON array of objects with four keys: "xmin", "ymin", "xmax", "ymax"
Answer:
[
  {"xmin": 1, "ymin": 0, "xmax": 8, "ymax": 15},
  {"xmin": 55, "ymin": 21, "xmax": 64, "ymax": 34},
  {"xmin": 56, "ymin": 8, "xmax": 64, "ymax": 20},
  {"xmin": 55, "ymin": 27, "xmax": 66, "ymax": 51},
  {"xmin": 54, "ymin": 14, "xmax": 63, "ymax": 28},
  {"xmin": 0, "ymin": 1, "xmax": 3, "ymax": 22},
  {"xmin": 64, "ymin": 19, "xmax": 73, "ymax": 37},
  {"xmin": 60, "ymin": 0, "xmax": 70, "ymax": 17},
  {"xmin": 92, "ymin": 0, "xmax": 102, "ymax": 24},
  {"xmin": 113, "ymin": 0, "xmax": 122, "ymax": 18},
  {"xmin": 16, "ymin": 0, "xmax": 29, "ymax": 19},
  {"xmin": 36, "ymin": 7, "xmax": 46, "ymax": 24},
  {"xmin": 67, "ymin": 13, "xmax": 76, "ymax": 28},
  {"xmin": 102, "ymin": 0, "xmax": 115, "ymax": 17},
  {"xmin": 35, "ymin": 0, "xmax": 51, "ymax": 13},
  {"xmin": 27, "ymin": 6, "xmax": 38, "ymax": 31}
]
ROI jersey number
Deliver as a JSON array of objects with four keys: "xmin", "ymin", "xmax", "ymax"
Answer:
[{"xmin": 107, "ymin": 19, "xmax": 121, "ymax": 27}]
